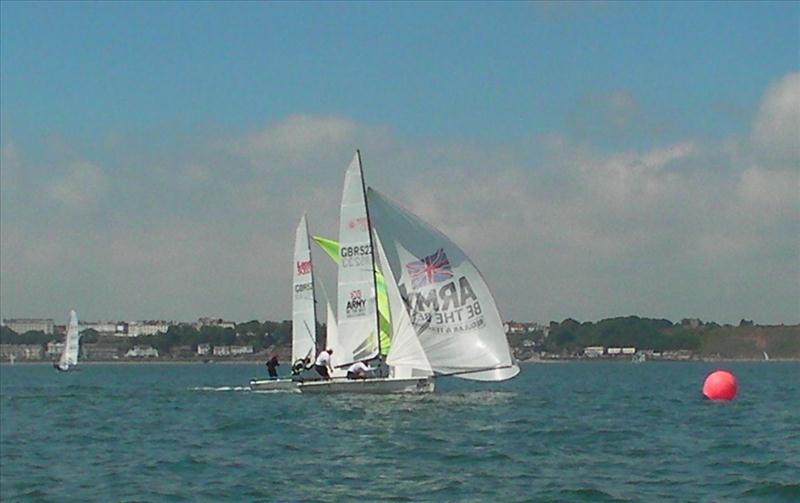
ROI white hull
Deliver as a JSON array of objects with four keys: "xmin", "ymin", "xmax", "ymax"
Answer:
[
  {"xmin": 249, "ymin": 378, "xmax": 300, "ymax": 392},
  {"xmin": 298, "ymin": 376, "xmax": 434, "ymax": 394}
]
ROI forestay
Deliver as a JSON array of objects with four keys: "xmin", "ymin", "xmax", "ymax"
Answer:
[
  {"xmin": 292, "ymin": 215, "xmax": 317, "ymax": 364},
  {"xmin": 367, "ymin": 188, "xmax": 519, "ymax": 381}
]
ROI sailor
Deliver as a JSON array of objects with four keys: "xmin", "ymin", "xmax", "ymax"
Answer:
[
  {"xmin": 265, "ymin": 355, "xmax": 280, "ymax": 379},
  {"xmin": 292, "ymin": 358, "xmax": 311, "ymax": 375},
  {"xmin": 346, "ymin": 360, "xmax": 373, "ymax": 380},
  {"xmin": 314, "ymin": 348, "xmax": 334, "ymax": 380}
]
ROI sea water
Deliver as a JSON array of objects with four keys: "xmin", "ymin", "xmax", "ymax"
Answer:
[{"xmin": 1, "ymin": 362, "xmax": 798, "ymax": 502}]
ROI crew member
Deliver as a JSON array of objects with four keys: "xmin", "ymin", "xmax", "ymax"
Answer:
[
  {"xmin": 346, "ymin": 360, "xmax": 373, "ymax": 380},
  {"xmin": 266, "ymin": 355, "xmax": 280, "ymax": 379},
  {"xmin": 314, "ymin": 348, "xmax": 334, "ymax": 380}
]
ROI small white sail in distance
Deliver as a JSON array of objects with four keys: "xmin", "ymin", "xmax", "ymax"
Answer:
[{"xmin": 58, "ymin": 309, "xmax": 81, "ymax": 370}]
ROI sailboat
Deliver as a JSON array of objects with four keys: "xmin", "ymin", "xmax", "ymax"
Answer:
[
  {"xmin": 54, "ymin": 310, "xmax": 81, "ymax": 372},
  {"xmin": 299, "ymin": 151, "xmax": 519, "ymax": 394},
  {"xmin": 250, "ymin": 215, "xmax": 318, "ymax": 392}
]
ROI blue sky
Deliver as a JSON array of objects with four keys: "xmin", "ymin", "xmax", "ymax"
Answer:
[
  {"xmin": 1, "ymin": 2, "xmax": 798, "ymax": 324},
  {"xmin": 3, "ymin": 2, "xmax": 796, "ymax": 146}
]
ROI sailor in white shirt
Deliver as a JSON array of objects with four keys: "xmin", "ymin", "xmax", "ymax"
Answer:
[
  {"xmin": 346, "ymin": 360, "xmax": 373, "ymax": 380},
  {"xmin": 314, "ymin": 348, "xmax": 334, "ymax": 380}
]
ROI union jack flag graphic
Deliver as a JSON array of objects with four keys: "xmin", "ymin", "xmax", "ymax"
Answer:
[{"xmin": 405, "ymin": 248, "xmax": 452, "ymax": 289}]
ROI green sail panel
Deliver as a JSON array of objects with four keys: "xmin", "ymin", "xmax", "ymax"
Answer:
[{"xmin": 312, "ymin": 235, "xmax": 391, "ymax": 357}]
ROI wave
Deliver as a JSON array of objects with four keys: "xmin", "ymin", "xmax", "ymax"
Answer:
[{"xmin": 189, "ymin": 385, "xmax": 250, "ymax": 392}]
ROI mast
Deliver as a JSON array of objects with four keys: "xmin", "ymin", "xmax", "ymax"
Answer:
[
  {"xmin": 357, "ymin": 149, "xmax": 382, "ymax": 357},
  {"xmin": 307, "ymin": 215, "xmax": 318, "ymax": 354}
]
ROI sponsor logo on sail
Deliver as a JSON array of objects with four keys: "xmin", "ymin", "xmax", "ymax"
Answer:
[
  {"xmin": 296, "ymin": 260, "xmax": 312, "ymax": 275},
  {"xmin": 401, "ymin": 249, "xmax": 483, "ymax": 335},
  {"xmin": 405, "ymin": 248, "xmax": 453, "ymax": 288},
  {"xmin": 348, "ymin": 217, "xmax": 368, "ymax": 231},
  {"xmin": 294, "ymin": 282, "xmax": 313, "ymax": 299},
  {"xmin": 346, "ymin": 289, "xmax": 367, "ymax": 317}
]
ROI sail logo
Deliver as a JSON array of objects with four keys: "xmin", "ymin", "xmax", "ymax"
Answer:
[
  {"xmin": 405, "ymin": 248, "xmax": 453, "ymax": 288},
  {"xmin": 294, "ymin": 282, "xmax": 313, "ymax": 293},
  {"xmin": 400, "ymin": 275, "xmax": 484, "ymax": 335},
  {"xmin": 348, "ymin": 217, "xmax": 368, "ymax": 230},
  {"xmin": 346, "ymin": 289, "xmax": 367, "ymax": 317},
  {"xmin": 296, "ymin": 260, "xmax": 312, "ymax": 275}
]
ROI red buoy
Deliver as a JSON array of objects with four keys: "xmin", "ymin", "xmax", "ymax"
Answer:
[{"xmin": 703, "ymin": 370, "xmax": 737, "ymax": 400}]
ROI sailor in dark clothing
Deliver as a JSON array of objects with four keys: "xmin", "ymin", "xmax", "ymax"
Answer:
[{"xmin": 266, "ymin": 355, "xmax": 280, "ymax": 379}]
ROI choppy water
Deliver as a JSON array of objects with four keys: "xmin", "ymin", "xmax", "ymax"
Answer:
[{"xmin": 1, "ymin": 362, "xmax": 798, "ymax": 502}]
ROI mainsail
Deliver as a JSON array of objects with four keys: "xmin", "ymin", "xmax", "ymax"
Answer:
[
  {"xmin": 313, "ymin": 234, "xmax": 391, "ymax": 356},
  {"xmin": 367, "ymin": 188, "xmax": 519, "ymax": 381},
  {"xmin": 292, "ymin": 215, "xmax": 317, "ymax": 364},
  {"xmin": 336, "ymin": 152, "xmax": 380, "ymax": 363},
  {"xmin": 58, "ymin": 310, "xmax": 81, "ymax": 370}
]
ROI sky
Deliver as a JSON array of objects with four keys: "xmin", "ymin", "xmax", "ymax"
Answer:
[{"xmin": 1, "ymin": 1, "xmax": 798, "ymax": 325}]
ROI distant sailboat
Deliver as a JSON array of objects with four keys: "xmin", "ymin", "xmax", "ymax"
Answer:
[
  {"xmin": 250, "ymin": 215, "xmax": 318, "ymax": 392},
  {"xmin": 763, "ymin": 351, "xmax": 770, "ymax": 361},
  {"xmin": 54, "ymin": 310, "xmax": 81, "ymax": 372}
]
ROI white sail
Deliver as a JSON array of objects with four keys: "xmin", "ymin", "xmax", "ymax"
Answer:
[
  {"xmin": 315, "ymin": 278, "xmax": 345, "ymax": 377},
  {"xmin": 336, "ymin": 152, "xmax": 379, "ymax": 363},
  {"xmin": 375, "ymin": 232, "xmax": 432, "ymax": 376},
  {"xmin": 59, "ymin": 310, "xmax": 81, "ymax": 370},
  {"xmin": 292, "ymin": 215, "xmax": 317, "ymax": 364},
  {"xmin": 367, "ymin": 188, "xmax": 519, "ymax": 381},
  {"xmin": 326, "ymin": 292, "xmax": 347, "ymax": 378}
]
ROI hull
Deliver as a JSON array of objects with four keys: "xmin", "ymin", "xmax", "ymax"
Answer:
[
  {"xmin": 249, "ymin": 378, "xmax": 300, "ymax": 392},
  {"xmin": 298, "ymin": 376, "xmax": 434, "ymax": 394},
  {"xmin": 54, "ymin": 363, "xmax": 79, "ymax": 372}
]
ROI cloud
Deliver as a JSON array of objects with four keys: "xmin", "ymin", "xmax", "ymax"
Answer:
[
  {"xmin": 751, "ymin": 72, "xmax": 800, "ymax": 165},
  {"xmin": 0, "ymin": 141, "xmax": 21, "ymax": 192},
  {"xmin": 1, "ymin": 74, "xmax": 798, "ymax": 324},
  {"xmin": 232, "ymin": 114, "xmax": 359, "ymax": 169},
  {"xmin": 45, "ymin": 160, "xmax": 107, "ymax": 211}
]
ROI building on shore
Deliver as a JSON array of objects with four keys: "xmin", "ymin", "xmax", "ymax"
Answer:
[
  {"xmin": 230, "ymin": 345, "xmax": 254, "ymax": 356},
  {"xmin": 125, "ymin": 321, "xmax": 170, "ymax": 337},
  {"xmin": 0, "ymin": 344, "xmax": 44, "ymax": 360},
  {"xmin": 125, "ymin": 346, "xmax": 159, "ymax": 358},
  {"xmin": 197, "ymin": 343, "xmax": 211, "ymax": 356},
  {"xmin": 212, "ymin": 346, "xmax": 231, "ymax": 356},
  {"xmin": 2, "ymin": 318, "xmax": 55, "ymax": 335},
  {"xmin": 81, "ymin": 343, "xmax": 121, "ymax": 360},
  {"xmin": 583, "ymin": 346, "xmax": 605, "ymax": 358},
  {"xmin": 46, "ymin": 341, "xmax": 66, "ymax": 357},
  {"xmin": 196, "ymin": 317, "xmax": 236, "ymax": 330}
]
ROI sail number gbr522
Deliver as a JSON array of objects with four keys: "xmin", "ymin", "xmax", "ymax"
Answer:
[{"xmin": 341, "ymin": 244, "xmax": 372, "ymax": 268}]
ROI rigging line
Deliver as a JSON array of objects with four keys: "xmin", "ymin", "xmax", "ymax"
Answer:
[
  {"xmin": 432, "ymin": 364, "xmax": 515, "ymax": 379},
  {"xmin": 302, "ymin": 320, "xmax": 315, "ymax": 347}
]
